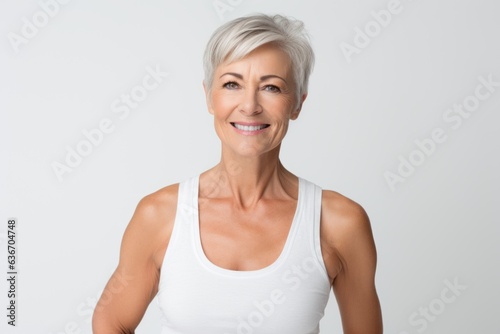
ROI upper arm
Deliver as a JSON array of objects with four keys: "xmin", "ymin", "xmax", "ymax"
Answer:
[
  {"xmin": 321, "ymin": 191, "xmax": 383, "ymax": 334},
  {"xmin": 92, "ymin": 185, "xmax": 178, "ymax": 333}
]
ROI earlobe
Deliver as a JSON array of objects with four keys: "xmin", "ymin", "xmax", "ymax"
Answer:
[{"xmin": 290, "ymin": 110, "xmax": 300, "ymax": 120}]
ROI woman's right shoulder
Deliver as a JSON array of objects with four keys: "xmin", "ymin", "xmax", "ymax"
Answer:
[
  {"xmin": 131, "ymin": 182, "xmax": 181, "ymax": 233},
  {"xmin": 136, "ymin": 183, "xmax": 180, "ymax": 219},
  {"xmin": 119, "ymin": 183, "xmax": 182, "ymax": 269}
]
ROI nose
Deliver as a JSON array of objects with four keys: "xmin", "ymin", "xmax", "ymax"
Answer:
[{"xmin": 238, "ymin": 88, "xmax": 263, "ymax": 116}]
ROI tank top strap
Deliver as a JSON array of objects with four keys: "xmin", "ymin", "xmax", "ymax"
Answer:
[
  {"xmin": 293, "ymin": 177, "xmax": 329, "ymax": 281},
  {"xmin": 175, "ymin": 175, "xmax": 199, "ymax": 222},
  {"xmin": 162, "ymin": 175, "xmax": 198, "ymax": 262}
]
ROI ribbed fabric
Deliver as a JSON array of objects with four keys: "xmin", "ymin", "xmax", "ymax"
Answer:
[{"xmin": 157, "ymin": 175, "xmax": 331, "ymax": 334}]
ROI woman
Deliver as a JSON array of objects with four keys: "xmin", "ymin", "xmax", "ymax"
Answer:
[{"xmin": 93, "ymin": 14, "xmax": 382, "ymax": 333}]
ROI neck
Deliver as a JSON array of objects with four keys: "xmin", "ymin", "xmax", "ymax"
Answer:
[{"xmin": 203, "ymin": 145, "xmax": 297, "ymax": 211}]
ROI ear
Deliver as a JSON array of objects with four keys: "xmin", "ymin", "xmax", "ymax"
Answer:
[
  {"xmin": 203, "ymin": 80, "xmax": 214, "ymax": 115},
  {"xmin": 290, "ymin": 93, "xmax": 308, "ymax": 120}
]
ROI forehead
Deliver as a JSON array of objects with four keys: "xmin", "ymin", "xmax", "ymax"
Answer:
[{"xmin": 216, "ymin": 44, "xmax": 292, "ymax": 78}]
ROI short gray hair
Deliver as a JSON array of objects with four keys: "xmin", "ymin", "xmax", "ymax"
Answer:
[{"xmin": 203, "ymin": 14, "xmax": 315, "ymax": 104}]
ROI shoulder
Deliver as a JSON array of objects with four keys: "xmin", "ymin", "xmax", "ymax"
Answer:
[
  {"xmin": 320, "ymin": 189, "xmax": 376, "ymax": 267},
  {"xmin": 121, "ymin": 183, "xmax": 180, "ymax": 268},
  {"xmin": 134, "ymin": 183, "xmax": 179, "ymax": 221},
  {"xmin": 126, "ymin": 183, "xmax": 179, "ymax": 234},
  {"xmin": 321, "ymin": 189, "xmax": 370, "ymax": 234}
]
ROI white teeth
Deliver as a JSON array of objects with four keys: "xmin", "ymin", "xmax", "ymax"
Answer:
[{"xmin": 233, "ymin": 123, "xmax": 268, "ymax": 131}]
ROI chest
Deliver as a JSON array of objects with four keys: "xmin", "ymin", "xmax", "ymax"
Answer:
[{"xmin": 198, "ymin": 198, "xmax": 297, "ymax": 271}]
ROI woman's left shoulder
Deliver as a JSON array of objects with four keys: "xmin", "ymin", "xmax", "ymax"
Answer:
[{"xmin": 320, "ymin": 189, "xmax": 373, "ymax": 244}]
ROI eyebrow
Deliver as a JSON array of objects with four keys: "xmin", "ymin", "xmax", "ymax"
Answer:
[{"xmin": 219, "ymin": 72, "xmax": 287, "ymax": 83}]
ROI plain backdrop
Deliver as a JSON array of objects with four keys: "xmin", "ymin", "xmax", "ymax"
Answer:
[{"xmin": 1, "ymin": 0, "xmax": 499, "ymax": 333}]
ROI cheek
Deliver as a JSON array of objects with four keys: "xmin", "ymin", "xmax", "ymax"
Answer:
[
  {"xmin": 210, "ymin": 93, "xmax": 236, "ymax": 116},
  {"xmin": 265, "ymin": 99, "xmax": 296, "ymax": 120}
]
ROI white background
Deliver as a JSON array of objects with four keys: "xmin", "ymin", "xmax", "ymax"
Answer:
[{"xmin": 1, "ymin": 0, "xmax": 499, "ymax": 333}]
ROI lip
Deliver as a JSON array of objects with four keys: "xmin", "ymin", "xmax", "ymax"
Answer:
[{"xmin": 230, "ymin": 122, "xmax": 270, "ymax": 135}]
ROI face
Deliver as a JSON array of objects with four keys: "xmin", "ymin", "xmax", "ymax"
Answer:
[{"xmin": 205, "ymin": 43, "xmax": 307, "ymax": 158}]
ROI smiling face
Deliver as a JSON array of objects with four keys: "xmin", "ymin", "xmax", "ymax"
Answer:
[{"xmin": 205, "ymin": 43, "xmax": 307, "ymax": 158}]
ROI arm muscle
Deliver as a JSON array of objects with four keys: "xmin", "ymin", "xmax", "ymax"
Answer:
[{"xmin": 92, "ymin": 185, "xmax": 177, "ymax": 333}]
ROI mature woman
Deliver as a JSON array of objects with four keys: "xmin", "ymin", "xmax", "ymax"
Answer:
[{"xmin": 93, "ymin": 14, "xmax": 382, "ymax": 333}]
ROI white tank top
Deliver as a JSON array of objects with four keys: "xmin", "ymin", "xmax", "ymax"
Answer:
[{"xmin": 157, "ymin": 175, "xmax": 331, "ymax": 334}]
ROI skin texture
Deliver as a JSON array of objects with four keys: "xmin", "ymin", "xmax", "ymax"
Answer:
[{"xmin": 92, "ymin": 43, "xmax": 382, "ymax": 333}]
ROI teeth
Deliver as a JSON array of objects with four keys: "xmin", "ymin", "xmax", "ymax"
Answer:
[{"xmin": 233, "ymin": 123, "xmax": 268, "ymax": 131}]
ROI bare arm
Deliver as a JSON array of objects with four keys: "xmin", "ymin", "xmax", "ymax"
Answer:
[
  {"xmin": 92, "ymin": 185, "xmax": 177, "ymax": 333},
  {"xmin": 321, "ymin": 191, "xmax": 383, "ymax": 334}
]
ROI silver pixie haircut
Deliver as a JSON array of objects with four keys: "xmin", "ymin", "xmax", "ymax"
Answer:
[{"xmin": 203, "ymin": 13, "xmax": 315, "ymax": 104}]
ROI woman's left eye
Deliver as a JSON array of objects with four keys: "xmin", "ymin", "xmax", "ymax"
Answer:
[{"xmin": 263, "ymin": 85, "xmax": 281, "ymax": 93}]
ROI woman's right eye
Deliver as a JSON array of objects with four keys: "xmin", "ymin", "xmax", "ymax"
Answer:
[{"xmin": 223, "ymin": 81, "xmax": 239, "ymax": 89}]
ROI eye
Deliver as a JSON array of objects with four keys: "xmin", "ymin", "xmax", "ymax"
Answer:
[
  {"xmin": 223, "ymin": 81, "xmax": 239, "ymax": 90},
  {"xmin": 263, "ymin": 85, "xmax": 281, "ymax": 93}
]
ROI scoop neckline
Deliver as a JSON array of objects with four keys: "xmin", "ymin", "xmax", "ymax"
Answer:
[{"xmin": 191, "ymin": 175, "xmax": 303, "ymax": 278}]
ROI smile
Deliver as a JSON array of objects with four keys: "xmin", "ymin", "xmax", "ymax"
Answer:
[{"xmin": 230, "ymin": 122, "xmax": 270, "ymax": 132}]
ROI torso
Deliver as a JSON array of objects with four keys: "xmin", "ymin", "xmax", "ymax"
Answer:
[
  {"xmin": 154, "ymin": 174, "xmax": 336, "ymax": 333},
  {"xmin": 151, "ymin": 172, "xmax": 343, "ymax": 286}
]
